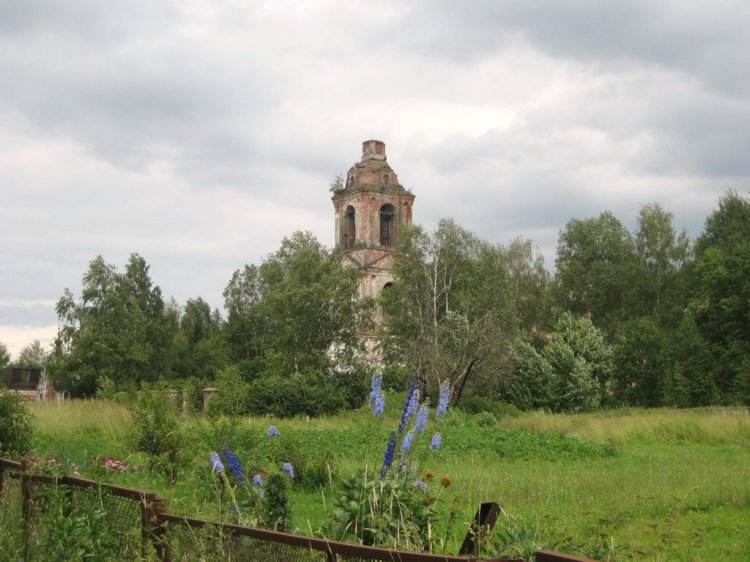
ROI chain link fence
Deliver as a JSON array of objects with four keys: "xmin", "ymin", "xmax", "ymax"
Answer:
[{"xmin": 1, "ymin": 458, "xmax": 593, "ymax": 562}]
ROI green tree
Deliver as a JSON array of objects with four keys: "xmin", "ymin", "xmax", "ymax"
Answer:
[
  {"xmin": 508, "ymin": 312, "xmax": 613, "ymax": 412},
  {"xmin": 614, "ymin": 318, "xmax": 672, "ymax": 406},
  {"xmin": 223, "ymin": 232, "xmax": 372, "ymax": 375},
  {"xmin": 554, "ymin": 211, "xmax": 640, "ymax": 337},
  {"xmin": 690, "ymin": 192, "xmax": 750, "ymax": 403},
  {"xmin": 634, "ymin": 203, "xmax": 691, "ymax": 323},
  {"xmin": 15, "ymin": 339, "xmax": 49, "ymax": 368},
  {"xmin": 0, "ymin": 341, "xmax": 10, "ymax": 370},
  {"xmin": 380, "ymin": 219, "xmax": 516, "ymax": 400},
  {"xmin": 499, "ymin": 237, "xmax": 549, "ymax": 331},
  {"xmin": 174, "ymin": 297, "xmax": 227, "ymax": 379},
  {"xmin": 51, "ymin": 254, "xmax": 173, "ymax": 396}
]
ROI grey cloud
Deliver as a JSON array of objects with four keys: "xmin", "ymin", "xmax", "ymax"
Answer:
[{"xmin": 397, "ymin": 1, "xmax": 750, "ymax": 94}]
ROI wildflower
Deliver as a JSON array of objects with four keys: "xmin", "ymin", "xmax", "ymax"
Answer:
[
  {"xmin": 423, "ymin": 497, "xmax": 432, "ymax": 506},
  {"xmin": 380, "ymin": 431, "xmax": 397, "ymax": 479},
  {"xmin": 368, "ymin": 373, "xmax": 383, "ymax": 407},
  {"xmin": 397, "ymin": 379, "xmax": 420, "ymax": 434},
  {"xmin": 415, "ymin": 404, "xmax": 429, "ymax": 433},
  {"xmin": 436, "ymin": 380, "xmax": 451, "ymax": 418},
  {"xmin": 267, "ymin": 425, "xmax": 279, "ymax": 439},
  {"xmin": 373, "ymin": 391, "xmax": 386, "ymax": 417},
  {"xmin": 221, "ymin": 445, "xmax": 245, "ymax": 484},
  {"xmin": 252, "ymin": 474, "xmax": 264, "ymax": 487},
  {"xmin": 209, "ymin": 452, "xmax": 225, "ymax": 474},
  {"xmin": 406, "ymin": 390, "xmax": 420, "ymax": 420},
  {"xmin": 440, "ymin": 476, "xmax": 452, "ymax": 488},
  {"xmin": 401, "ymin": 430, "xmax": 415, "ymax": 455},
  {"xmin": 423, "ymin": 471, "xmax": 434, "ymax": 481},
  {"xmin": 103, "ymin": 457, "xmax": 127, "ymax": 472},
  {"xmin": 413, "ymin": 479, "xmax": 428, "ymax": 492},
  {"xmin": 281, "ymin": 462, "xmax": 295, "ymax": 480},
  {"xmin": 429, "ymin": 432, "xmax": 443, "ymax": 452}
]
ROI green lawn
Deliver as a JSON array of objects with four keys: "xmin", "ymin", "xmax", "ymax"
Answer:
[{"xmin": 14, "ymin": 399, "xmax": 750, "ymax": 561}]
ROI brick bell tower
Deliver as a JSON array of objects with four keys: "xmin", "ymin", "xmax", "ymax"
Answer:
[{"xmin": 332, "ymin": 140, "xmax": 415, "ymax": 356}]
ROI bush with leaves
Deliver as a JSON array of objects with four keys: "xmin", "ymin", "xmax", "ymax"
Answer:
[
  {"xmin": 0, "ymin": 391, "xmax": 34, "ymax": 458},
  {"xmin": 129, "ymin": 389, "xmax": 181, "ymax": 477}
]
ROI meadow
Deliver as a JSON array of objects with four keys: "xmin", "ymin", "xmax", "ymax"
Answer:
[{"xmin": 11, "ymin": 398, "xmax": 750, "ymax": 561}]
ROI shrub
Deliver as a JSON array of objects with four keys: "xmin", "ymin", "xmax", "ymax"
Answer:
[
  {"xmin": 476, "ymin": 411, "xmax": 498, "ymax": 427},
  {"xmin": 271, "ymin": 431, "xmax": 338, "ymax": 489},
  {"xmin": 129, "ymin": 390, "xmax": 181, "ymax": 477},
  {"xmin": 0, "ymin": 391, "xmax": 33, "ymax": 457},
  {"xmin": 207, "ymin": 366, "xmax": 250, "ymax": 418},
  {"xmin": 458, "ymin": 396, "xmax": 522, "ymax": 419},
  {"xmin": 246, "ymin": 370, "xmax": 357, "ymax": 418}
]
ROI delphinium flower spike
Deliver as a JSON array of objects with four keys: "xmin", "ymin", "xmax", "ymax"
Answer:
[
  {"xmin": 436, "ymin": 380, "xmax": 451, "ymax": 418},
  {"xmin": 281, "ymin": 462, "xmax": 295, "ymax": 480},
  {"xmin": 415, "ymin": 404, "xmax": 429, "ymax": 432},
  {"xmin": 429, "ymin": 432, "xmax": 443, "ymax": 451},
  {"xmin": 368, "ymin": 373, "xmax": 383, "ymax": 408},
  {"xmin": 267, "ymin": 425, "xmax": 279, "ymax": 439},
  {"xmin": 397, "ymin": 378, "xmax": 421, "ymax": 434},
  {"xmin": 380, "ymin": 431, "xmax": 397, "ymax": 480},
  {"xmin": 373, "ymin": 391, "xmax": 386, "ymax": 417},
  {"xmin": 401, "ymin": 430, "xmax": 415, "ymax": 455},
  {"xmin": 221, "ymin": 445, "xmax": 245, "ymax": 485},
  {"xmin": 209, "ymin": 452, "xmax": 225, "ymax": 474}
]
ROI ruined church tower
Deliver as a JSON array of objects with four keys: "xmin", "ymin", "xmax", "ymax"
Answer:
[{"xmin": 332, "ymin": 140, "xmax": 415, "ymax": 355}]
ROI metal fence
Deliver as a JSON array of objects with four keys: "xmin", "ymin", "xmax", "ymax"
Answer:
[{"xmin": 0, "ymin": 458, "xmax": 595, "ymax": 562}]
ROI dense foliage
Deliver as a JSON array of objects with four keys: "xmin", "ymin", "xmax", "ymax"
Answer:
[
  {"xmin": 38, "ymin": 192, "xmax": 750, "ymax": 411},
  {"xmin": 0, "ymin": 391, "xmax": 34, "ymax": 457}
]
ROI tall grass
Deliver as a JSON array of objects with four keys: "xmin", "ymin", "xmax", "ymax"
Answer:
[
  {"xmin": 13, "ymin": 400, "xmax": 750, "ymax": 561},
  {"xmin": 505, "ymin": 408, "xmax": 750, "ymax": 448}
]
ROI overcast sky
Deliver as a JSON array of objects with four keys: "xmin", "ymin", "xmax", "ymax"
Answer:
[{"xmin": 2, "ymin": 0, "xmax": 749, "ymax": 359}]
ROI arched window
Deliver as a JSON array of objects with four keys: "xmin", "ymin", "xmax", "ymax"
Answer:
[
  {"xmin": 380, "ymin": 204, "xmax": 395, "ymax": 247},
  {"xmin": 344, "ymin": 205, "xmax": 356, "ymax": 248}
]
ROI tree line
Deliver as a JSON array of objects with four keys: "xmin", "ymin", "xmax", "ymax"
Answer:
[{"xmin": 3, "ymin": 191, "xmax": 748, "ymax": 412}]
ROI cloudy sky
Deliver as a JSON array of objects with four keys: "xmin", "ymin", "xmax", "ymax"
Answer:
[{"xmin": 2, "ymin": 0, "xmax": 749, "ymax": 359}]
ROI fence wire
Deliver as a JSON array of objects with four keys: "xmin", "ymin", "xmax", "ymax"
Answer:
[
  {"xmin": 161, "ymin": 519, "xmax": 329, "ymax": 562},
  {"xmin": 0, "ymin": 459, "xmax": 591, "ymax": 562}
]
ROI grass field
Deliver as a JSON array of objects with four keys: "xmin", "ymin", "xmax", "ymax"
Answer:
[{"xmin": 11, "ymin": 399, "xmax": 750, "ymax": 561}]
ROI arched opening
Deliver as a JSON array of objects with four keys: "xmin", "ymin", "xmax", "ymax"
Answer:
[
  {"xmin": 344, "ymin": 205, "xmax": 356, "ymax": 248},
  {"xmin": 379, "ymin": 204, "xmax": 395, "ymax": 247}
]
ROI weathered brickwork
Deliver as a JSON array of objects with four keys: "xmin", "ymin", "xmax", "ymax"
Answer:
[
  {"xmin": 332, "ymin": 140, "xmax": 415, "ymax": 358},
  {"xmin": 332, "ymin": 140, "xmax": 414, "ymax": 297}
]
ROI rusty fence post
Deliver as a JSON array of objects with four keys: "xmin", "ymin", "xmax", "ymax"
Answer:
[
  {"xmin": 458, "ymin": 501, "xmax": 501, "ymax": 557},
  {"xmin": 142, "ymin": 495, "xmax": 171, "ymax": 562},
  {"xmin": 21, "ymin": 474, "xmax": 33, "ymax": 561}
]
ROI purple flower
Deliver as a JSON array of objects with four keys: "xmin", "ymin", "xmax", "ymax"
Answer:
[
  {"xmin": 267, "ymin": 425, "xmax": 279, "ymax": 439},
  {"xmin": 380, "ymin": 431, "xmax": 397, "ymax": 480},
  {"xmin": 413, "ymin": 479, "xmax": 428, "ymax": 492},
  {"xmin": 401, "ymin": 430, "xmax": 415, "ymax": 455},
  {"xmin": 429, "ymin": 432, "xmax": 443, "ymax": 452},
  {"xmin": 252, "ymin": 474, "xmax": 263, "ymax": 487},
  {"xmin": 368, "ymin": 373, "xmax": 383, "ymax": 407},
  {"xmin": 281, "ymin": 462, "xmax": 295, "ymax": 480},
  {"xmin": 373, "ymin": 392, "xmax": 386, "ymax": 417},
  {"xmin": 436, "ymin": 380, "xmax": 451, "ymax": 418},
  {"xmin": 221, "ymin": 445, "xmax": 245, "ymax": 484},
  {"xmin": 415, "ymin": 404, "xmax": 429, "ymax": 433},
  {"xmin": 209, "ymin": 452, "xmax": 224, "ymax": 474},
  {"xmin": 398, "ymin": 379, "xmax": 420, "ymax": 434}
]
